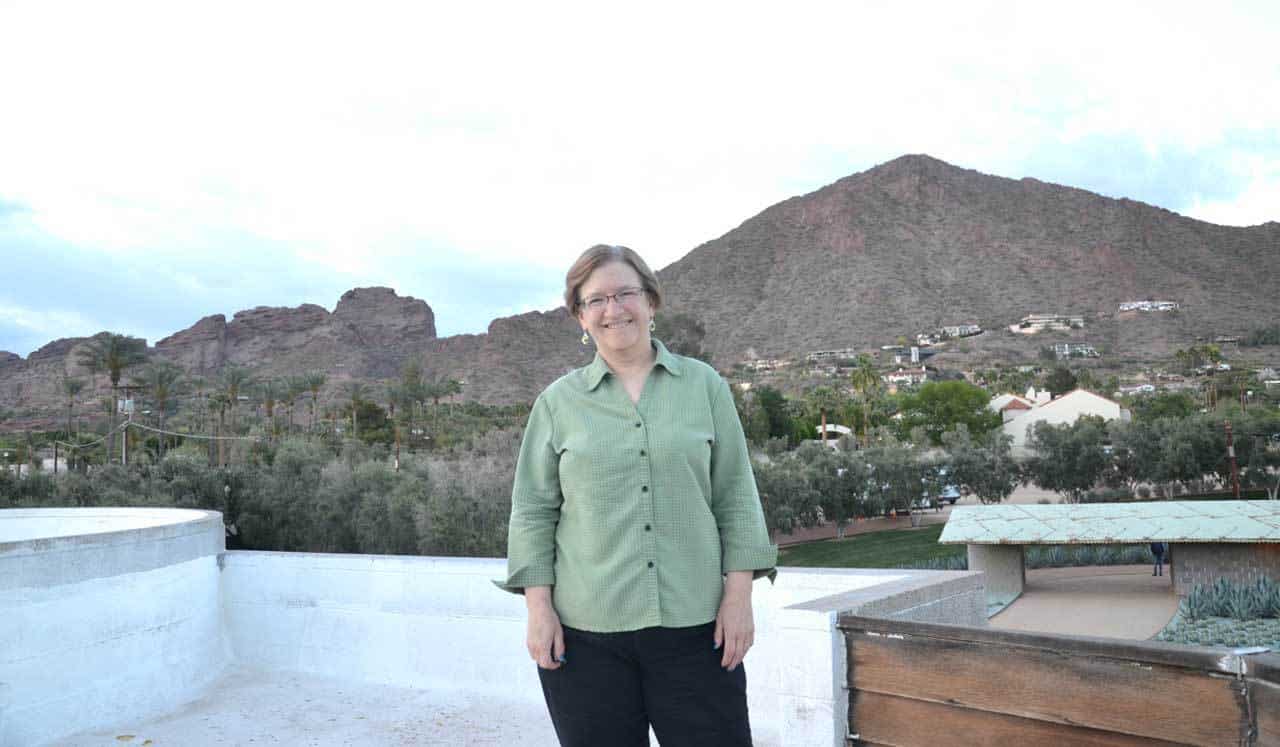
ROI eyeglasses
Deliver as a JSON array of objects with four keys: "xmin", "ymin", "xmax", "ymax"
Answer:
[{"xmin": 578, "ymin": 287, "xmax": 646, "ymax": 313}]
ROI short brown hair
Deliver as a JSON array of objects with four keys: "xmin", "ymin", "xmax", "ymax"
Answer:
[{"xmin": 564, "ymin": 244, "xmax": 663, "ymax": 314}]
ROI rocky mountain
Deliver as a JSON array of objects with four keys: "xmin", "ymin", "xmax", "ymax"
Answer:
[
  {"xmin": 658, "ymin": 154, "xmax": 1280, "ymax": 361},
  {"xmin": 2, "ymin": 155, "xmax": 1277, "ymax": 429},
  {"xmin": 154, "ymin": 287, "xmax": 437, "ymax": 379}
]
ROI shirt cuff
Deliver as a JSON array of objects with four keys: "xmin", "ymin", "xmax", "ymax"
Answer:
[
  {"xmin": 492, "ymin": 569, "xmax": 556, "ymax": 595},
  {"xmin": 723, "ymin": 544, "xmax": 779, "ymax": 581}
]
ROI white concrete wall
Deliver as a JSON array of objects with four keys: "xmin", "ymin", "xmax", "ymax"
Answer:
[
  {"xmin": 2, "ymin": 506, "xmax": 986, "ymax": 747},
  {"xmin": 0, "ymin": 508, "xmax": 229, "ymax": 747},
  {"xmin": 220, "ymin": 552, "xmax": 913, "ymax": 747}
]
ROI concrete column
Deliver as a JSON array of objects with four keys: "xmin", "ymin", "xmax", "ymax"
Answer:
[{"xmin": 967, "ymin": 544, "xmax": 1025, "ymax": 615}]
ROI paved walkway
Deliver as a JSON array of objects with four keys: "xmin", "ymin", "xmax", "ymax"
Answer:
[{"xmin": 990, "ymin": 565, "xmax": 1179, "ymax": 640}]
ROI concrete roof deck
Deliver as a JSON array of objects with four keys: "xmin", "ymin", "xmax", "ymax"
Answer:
[{"xmin": 940, "ymin": 501, "xmax": 1280, "ymax": 545}]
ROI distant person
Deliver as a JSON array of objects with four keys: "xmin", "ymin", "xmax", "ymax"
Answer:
[
  {"xmin": 1150, "ymin": 541, "xmax": 1166, "ymax": 576},
  {"xmin": 498, "ymin": 244, "xmax": 777, "ymax": 746}
]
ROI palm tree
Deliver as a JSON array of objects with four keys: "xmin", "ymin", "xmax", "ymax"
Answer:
[
  {"xmin": 341, "ymin": 380, "xmax": 367, "ymax": 439},
  {"xmin": 849, "ymin": 357, "xmax": 881, "ymax": 447},
  {"xmin": 398, "ymin": 361, "xmax": 427, "ymax": 450},
  {"xmin": 208, "ymin": 391, "xmax": 231, "ymax": 467},
  {"xmin": 259, "ymin": 379, "xmax": 283, "ymax": 442},
  {"xmin": 220, "ymin": 366, "xmax": 253, "ymax": 445},
  {"xmin": 386, "ymin": 383, "xmax": 407, "ymax": 471},
  {"xmin": 75, "ymin": 333, "xmax": 147, "ymax": 462},
  {"xmin": 133, "ymin": 361, "xmax": 183, "ymax": 459},
  {"xmin": 425, "ymin": 375, "xmax": 463, "ymax": 420},
  {"xmin": 62, "ymin": 376, "xmax": 85, "ymax": 470},
  {"xmin": 304, "ymin": 372, "xmax": 327, "ymax": 434},
  {"xmin": 287, "ymin": 376, "xmax": 309, "ymax": 436},
  {"xmin": 189, "ymin": 376, "xmax": 208, "ymax": 434}
]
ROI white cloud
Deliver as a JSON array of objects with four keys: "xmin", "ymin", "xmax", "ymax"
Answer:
[
  {"xmin": 1185, "ymin": 156, "xmax": 1280, "ymax": 226},
  {"xmin": 0, "ymin": 0, "xmax": 1277, "ymax": 325},
  {"xmin": 0, "ymin": 303, "xmax": 101, "ymax": 340}
]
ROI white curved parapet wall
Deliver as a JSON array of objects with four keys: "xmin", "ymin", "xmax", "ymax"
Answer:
[{"xmin": 0, "ymin": 508, "xmax": 229, "ymax": 746}]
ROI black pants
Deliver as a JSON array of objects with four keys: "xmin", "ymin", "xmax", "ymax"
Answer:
[{"xmin": 537, "ymin": 621, "xmax": 752, "ymax": 747}]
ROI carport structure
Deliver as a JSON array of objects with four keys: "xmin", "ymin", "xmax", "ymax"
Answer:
[{"xmin": 940, "ymin": 501, "xmax": 1280, "ymax": 612}]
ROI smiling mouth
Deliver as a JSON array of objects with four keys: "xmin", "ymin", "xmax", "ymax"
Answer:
[{"xmin": 602, "ymin": 320, "xmax": 634, "ymax": 330}]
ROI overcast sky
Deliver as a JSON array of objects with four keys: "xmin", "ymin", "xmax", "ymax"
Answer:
[{"xmin": 3, "ymin": 0, "xmax": 1278, "ymax": 357}]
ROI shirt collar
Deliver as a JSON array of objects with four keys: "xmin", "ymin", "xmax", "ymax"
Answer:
[{"xmin": 584, "ymin": 339, "xmax": 683, "ymax": 391}]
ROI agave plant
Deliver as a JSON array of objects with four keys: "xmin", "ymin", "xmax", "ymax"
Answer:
[{"xmin": 1210, "ymin": 578, "xmax": 1236, "ymax": 618}]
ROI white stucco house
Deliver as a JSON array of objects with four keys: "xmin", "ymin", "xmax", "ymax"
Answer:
[
  {"xmin": 1000, "ymin": 388, "xmax": 1130, "ymax": 457},
  {"xmin": 987, "ymin": 392, "xmax": 1034, "ymax": 423}
]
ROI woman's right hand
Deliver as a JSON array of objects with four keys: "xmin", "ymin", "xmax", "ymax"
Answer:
[{"xmin": 525, "ymin": 586, "xmax": 566, "ymax": 670}]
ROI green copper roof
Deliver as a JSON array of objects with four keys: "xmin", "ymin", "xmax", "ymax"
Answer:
[{"xmin": 939, "ymin": 501, "xmax": 1280, "ymax": 545}]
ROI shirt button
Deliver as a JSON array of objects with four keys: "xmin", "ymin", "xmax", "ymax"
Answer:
[
  {"xmin": 635, "ymin": 422, "xmax": 642, "ymax": 428},
  {"xmin": 644, "ymin": 524, "xmax": 651, "ymax": 531},
  {"xmin": 641, "ymin": 486, "xmax": 648, "ymax": 492},
  {"xmin": 639, "ymin": 449, "xmax": 646, "ymax": 456},
  {"xmin": 647, "ymin": 561, "xmax": 654, "ymax": 568}
]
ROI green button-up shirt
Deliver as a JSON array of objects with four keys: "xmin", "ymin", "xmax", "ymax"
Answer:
[{"xmin": 497, "ymin": 339, "xmax": 777, "ymax": 632}]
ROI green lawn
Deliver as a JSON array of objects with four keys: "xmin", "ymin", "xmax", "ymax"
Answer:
[{"xmin": 778, "ymin": 524, "xmax": 965, "ymax": 568}]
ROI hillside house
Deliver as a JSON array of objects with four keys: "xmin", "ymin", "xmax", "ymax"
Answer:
[
  {"xmin": 806, "ymin": 348, "xmax": 859, "ymax": 362},
  {"xmin": 883, "ymin": 366, "xmax": 928, "ymax": 388},
  {"xmin": 812, "ymin": 423, "xmax": 853, "ymax": 449},
  {"xmin": 1118, "ymin": 300, "xmax": 1179, "ymax": 312},
  {"xmin": 1008, "ymin": 314, "xmax": 1085, "ymax": 334},
  {"xmin": 987, "ymin": 392, "xmax": 1035, "ymax": 423},
  {"xmin": 1054, "ymin": 342, "xmax": 1100, "ymax": 360},
  {"xmin": 1001, "ymin": 388, "xmax": 1130, "ymax": 457},
  {"xmin": 941, "ymin": 324, "xmax": 982, "ymax": 338}
]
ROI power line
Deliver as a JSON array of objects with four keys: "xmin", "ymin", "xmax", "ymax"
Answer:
[{"xmin": 50, "ymin": 420, "xmax": 261, "ymax": 450}]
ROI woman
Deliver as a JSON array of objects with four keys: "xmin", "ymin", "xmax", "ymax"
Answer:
[{"xmin": 498, "ymin": 244, "xmax": 777, "ymax": 746}]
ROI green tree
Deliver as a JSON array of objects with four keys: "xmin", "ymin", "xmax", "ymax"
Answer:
[
  {"xmin": 1109, "ymin": 418, "xmax": 1163, "ymax": 494},
  {"xmin": 284, "ymin": 375, "xmax": 308, "ymax": 436},
  {"xmin": 942, "ymin": 425, "xmax": 1020, "ymax": 504},
  {"xmin": 849, "ymin": 357, "xmax": 881, "ymax": 446},
  {"xmin": 259, "ymin": 379, "xmax": 284, "ymax": 442},
  {"xmin": 133, "ymin": 361, "xmax": 184, "ymax": 459},
  {"xmin": 753, "ymin": 459, "xmax": 821, "ymax": 535},
  {"xmin": 220, "ymin": 366, "xmax": 253, "ymax": 445},
  {"xmin": 802, "ymin": 386, "xmax": 853, "ymax": 441},
  {"xmin": 1025, "ymin": 416, "xmax": 1109, "ymax": 503},
  {"xmin": 794, "ymin": 443, "xmax": 869, "ymax": 537},
  {"xmin": 653, "ymin": 311, "xmax": 711, "ymax": 363},
  {"xmin": 862, "ymin": 442, "xmax": 921, "ymax": 516},
  {"xmin": 1243, "ymin": 325, "xmax": 1280, "ymax": 347},
  {"xmin": 896, "ymin": 380, "xmax": 1000, "ymax": 446},
  {"xmin": 1240, "ymin": 412, "xmax": 1280, "ymax": 499},
  {"xmin": 1158, "ymin": 415, "xmax": 1225, "ymax": 495},
  {"xmin": 751, "ymin": 385, "xmax": 791, "ymax": 443},
  {"xmin": 1130, "ymin": 391, "xmax": 1198, "ymax": 421},
  {"xmin": 75, "ymin": 333, "xmax": 147, "ymax": 462},
  {"xmin": 341, "ymin": 380, "xmax": 368, "ymax": 439},
  {"xmin": 1043, "ymin": 366, "xmax": 1078, "ymax": 398},
  {"xmin": 62, "ymin": 376, "xmax": 85, "ymax": 468},
  {"xmin": 303, "ymin": 371, "xmax": 327, "ymax": 434},
  {"xmin": 208, "ymin": 390, "xmax": 231, "ymax": 467}
]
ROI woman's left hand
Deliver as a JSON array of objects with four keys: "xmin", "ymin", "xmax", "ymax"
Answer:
[{"xmin": 714, "ymin": 571, "xmax": 755, "ymax": 671}]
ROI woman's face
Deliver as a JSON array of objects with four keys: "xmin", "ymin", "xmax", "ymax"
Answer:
[{"xmin": 576, "ymin": 261, "xmax": 655, "ymax": 359}]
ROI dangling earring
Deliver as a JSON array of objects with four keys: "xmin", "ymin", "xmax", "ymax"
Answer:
[
  {"xmin": 581, "ymin": 332, "xmax": 590, "ymax": 345},
  {"xmin": 648, "ymin": 319, "xmax": 656, "ymax": 332}
]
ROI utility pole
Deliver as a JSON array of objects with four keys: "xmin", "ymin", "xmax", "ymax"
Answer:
[{"xmin": 1226, "ymin": 420, "xmax": 1241, "ymax": 499}]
